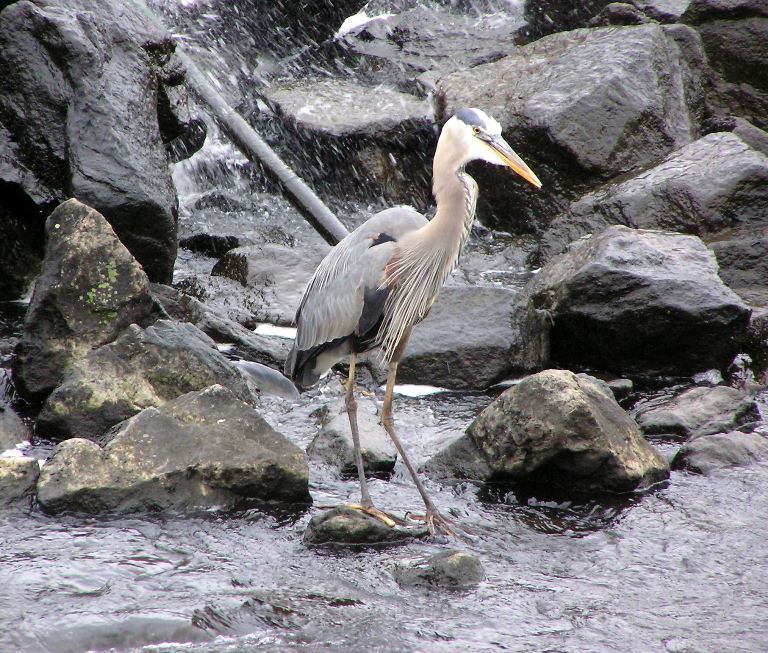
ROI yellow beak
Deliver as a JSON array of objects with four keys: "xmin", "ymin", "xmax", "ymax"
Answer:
[{"xmin": 488, "ymin": 135, "xmax": 542, "ymax": 189}]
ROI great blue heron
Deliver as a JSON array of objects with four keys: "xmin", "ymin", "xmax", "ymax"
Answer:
[{"xmin": 286, "ymin": 108, "xmax": 541, "ymax": 536}]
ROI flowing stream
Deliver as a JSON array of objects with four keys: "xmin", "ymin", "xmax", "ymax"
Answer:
[{"xmin": 2, "ymin": 2, "xmax": 768, "ymax": 651}]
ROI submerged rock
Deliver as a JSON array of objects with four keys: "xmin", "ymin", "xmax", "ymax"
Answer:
[
  {"xmin": 303, "ymin": 506, "xmax": 425, "ymax": 546},
  {"xmin": 12, "ymin": 199, "xmax": 154, "ymax": 399},
  {"xmin": 672, "ymin": 430, "xmax": 768, "ymax": 474},
  {"xmin": 468, "ymin": 370, "xmax": 669, "ymax": 493},
  {"xmin": 633, "ymin": 385, "xmax": 760, "ymax": 439},
  {"xmin": 37, "ymin": 320, "xmax": 256, "ymax": 440},
  {"xmin": 439, "ymin": 23, "xmax": 706, "ymax": 232},
  {"xmin": 307, "ymin": 400, "xmax": 397, "ymax": 476},
  {"xmin": 36, "ymin": 385, "xmax": 310, "ymax": 514},
  {"xmin": 393, "ymin": 550, "xmax": 485, "ymax": 589},
  {"xmin": 0, "ymin": 457, "xmax": 39, "ymax": 509},
  {"xmin": 521, "ymin": 226, "xmax": 750, "ymax": 377}
]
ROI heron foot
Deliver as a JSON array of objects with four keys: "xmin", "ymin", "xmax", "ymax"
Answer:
[
  {"xmin": 408, "ymin": 507, "xmax": 468, "ymax": 540},
  {"xmin": 346, "ymin": 503, "xmax": 405, "ymax": 528}
]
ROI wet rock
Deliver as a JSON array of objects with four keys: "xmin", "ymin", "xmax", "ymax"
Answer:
[
  {"xmin": 36, "ymin": 385, "xmax": 310, "ymax": 514},
  {"xmin": 421, "ymin": 433, "xmax": 492, "ymax": 483},
  {"xmin": 681, "ymin": 0, "xmax": 768, "ymax": 131},
  {"xmin": 0, "ymin": 457, "xmax": 39, "ymax": 509},
  {"xmin": 638, "ymin": 0, "xmax": 694, "ymax": 22},
  {"xmin": 398, "ymin": 286, "xmax": 544, "ymax": 390},
  {"xmin": 0, "ymin": 402, "xmax": 30, "ymax": 452},
  {"xmin": 633, "ymin": 385, "xmax": 760, "ymax": 439},
  {"xmin": 303, "ymin": 506, "xmax": 425, "ymax": 546},
  {"xmin": 173, "ymin": 275, "xmax": 268, "ymax": 328},
  {"xmin": 263, "ymin": 79, "xmax": 434, "ymax": 209},
  {"xmin": 519, "ymin": 0, "xmax": 613, "ymax": 42},
  {"xmin": 307, "ymin": 400, "xmax": 397, "ymax": 476},
  {"xmin": 539, "ymin": 132, "xmax": 768, "ymax": 266},
  {"xmin": 439, "ymin": 24, "xmax": 706, "ymax": 232},
  {"xmin": 37, "ymin": 320, "xmax": 257, "ymax": 441},
  {"xmin": 12, "ymin": 199, "xmax": 154, "ymax": 399},
  {"xmin": 212, "ymin": 244, "xmax": 329, "ymax": 326},
  {"xmin": 0, "ymin": 0, "xmax": 179, "ymax": 284},
  {"xmin": 393, "ymin": 550, "xmax": 484, "ymax": 589},
  {"xmin": 606, "ymin": 378, "xmax": 634, "ymax": 401},
  {"xmin": 672, "ymin": 430, "xmax": 768, "ymax": 474},
  {"xmin": 521, "ymin": 226, "xmax": 750, "ymax": 377},
  {"xmin": 589, "ymin": 3, "xmax": 652, "ymax": 26},
  {"xmin": 339, "ymin": 5, "xmax": 522, "ymax": 93},
  {"xmin": 709, "ymin": 230, "xmax": 768, "ymax": 307},
  {"xmin": 468, "ymin": 370, "xmax": 669, "ymax": 493}
]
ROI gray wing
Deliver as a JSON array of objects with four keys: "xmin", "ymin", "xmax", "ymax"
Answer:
[{"xmin": 293, "ymin": 205, "xmax": 427, "ymax": 349}]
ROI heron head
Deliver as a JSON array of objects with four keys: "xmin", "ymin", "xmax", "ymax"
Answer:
[{"xmin": 447, "ymin": 108, "xmax": 541, "ymax": 189}]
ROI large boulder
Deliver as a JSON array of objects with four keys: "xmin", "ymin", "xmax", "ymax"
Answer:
[
  {"xmin": 398, "ymin": 285, "xmax": 546, "ymax": 390},
  {"xmin": 681, "ymin": 0, "xmax": 768, "ymax": 131},
  {"xmin": 520, "ymin": 226, "xmax": 750, "ymax": 376},
  {"xmin": 36, "ymin": 385, "xmax": 310, "ymax": 514},
  {"xmin": 633, "ymin": 385, "xmax": 760, "ymax": 439},
  {"xmin": 0, "ymin": 0, "xmax": 180, "ymax": 286},
  {"xmin": 12, "ymin": 199, "xmax": 154, "ymax": 399},
  {"xmin": 672, "ymin": 430, "xmax": 768, "ymax": 474},
  {"xmin": 539, "ymin": 132, "xmax": 768, "ymax": 269},
  {"xmin": 438, "ymin": 23, "xmax": 707, "ymax": 232},
  {"xmin": 467, "ymin": 370, "xmax": 669, "ymax": 493},
  {"xmin": 0, "ymin": 456, "xmax": 39, "ymax": 509},
  {"xmin": 37, "ymin": 320, "xmax": 257, "ymax": 441}
]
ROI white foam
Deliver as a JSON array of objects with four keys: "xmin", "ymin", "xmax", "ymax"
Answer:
[
  {"xmin": 391, "ymin": 384, "xmax": 448, "ymax": 397},
  {"xmin": 254, "ymin": 323, "xmax": 297, "ymax": 339},
  {"xmin": 336, "ymin": 12, "xmax": 394, "ymax": 39}
]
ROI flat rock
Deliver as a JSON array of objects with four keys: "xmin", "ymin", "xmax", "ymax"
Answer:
[
  {"xmin": 633, "ymin": 385, "xmax": 760, "ymax": 439},
  {"xmin": 13, "ymin": 199, "xmax": 154, "ymax": 399},
  {"xmin": 36, "ymin": 385, "xmax": 310, "ymax": 514},
  {"xmin": 37, "ymin": 320, "xmax": 256, "ymax": 440},
  {"xmin": 468, "ymin": 369, "xmax": 669, "ymax": 493},
  {"xmin": 521, "ymin": 225, "xmax": 751, "ymax": 376},
  {"xmin": 303, "ymin": 506, "xmax": 425, "ymax": 546},
  {"xmin": 212, "ymin": 244, "xmax": 329, "ymax": 326},
  {"xmin": 672, "ymin": 430, "xmax": 768, "ymax": 474},
  {"xmin": 393, "ymin": 550, "xmax": 485, "ymax": 589},
  {"xmin": 307, "ymin": 400, "xmax": 397, "ymax": 475},
  {"xmin": 398, "ymin": 285, "xmax": 545, "ymax": 390},
  {"xmin": 439, "ymin": 23, "xmax": 706, "ymax": 232},
  {"xmin": 0, "ymin": 457, "xmax": 39, "ymax": 509},
  {"xmin": 539, "ymin": 132, "xmax": 768, "ymax": 267}
]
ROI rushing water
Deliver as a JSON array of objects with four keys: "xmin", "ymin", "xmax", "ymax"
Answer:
[{"xmin": 3, "ymin": 1, "xmax": 768, "ymax": 651}]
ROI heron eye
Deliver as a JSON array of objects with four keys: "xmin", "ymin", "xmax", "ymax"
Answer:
[{"xmin": 472, "ymin": 126, "xmax": 481, "ymax": 135}]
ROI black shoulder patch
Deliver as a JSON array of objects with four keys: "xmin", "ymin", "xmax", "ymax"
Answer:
[
  {"xmin": 356, "ymin": 286, "xmax": 388, "ymax": 344},
  {"xmin": 455, "ymin": 108, "xmax": 487, "ymax": 129},
  {"xmin": 370, "ymin": 232, "xmax": 396, "ymax": 247}
]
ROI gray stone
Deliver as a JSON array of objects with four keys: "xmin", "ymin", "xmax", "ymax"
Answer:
[
  {"xmin": 303, "ymin": 506, "xmax": 425, "ymax": 546},
  {"xmin": 37, "ymin": 320, "xmax": 256, "ymax": 440},
  {"xmin": 539, "ymin": 132, "xmax": 768, "ymax": 267},
  {"xmin": 589, "ymin": 3, "xmax": 652, "ymax": 26},
  {"xmin": 672, "ymin": 430, "xmax": 768, "ymax": 474},
  {"xmin": 521, "ymin": 226, "xmax": 750, "ymax": 377},
  {"xmin": 393, "ymin": 550, "xmax": 485, "ymax": 589},
  {"xmin": 633, "ymin": 385, "xmax": 760, "ymax": 439},
  {"xmin": 0, "ymin": 402, "xmax": 30, "ymax": 451},
  {"xmin": 421, "ymin": 433, "xmax": 492, "ymax": 483},
  {"xmin": 308, "ymin": 400, "xmax": 396, "ymax": 475},
  {"xmin": 211, "ymin": 244, "xmax": 329, "ymax": 326},
  {"xmin": 13, "ymin": 199, "xmax": 154, "ymax": 399},
  {"xmin": 439, "ymin": 23, "xmax": 706, "ymax": 232},
  {"xmin": 0, "ymin": 457, "xmax": 39, "ymax": 509},
  {"xmin": 468, "ymin": 370, "xmax": 669, "ymax": 493},
  {"xmin": 36, "ymin": 385, "xmax": 310, "ymax": 514},
  {"xmin": 398, "ymin": 285, "xmax": 544, "ymax": 390}
]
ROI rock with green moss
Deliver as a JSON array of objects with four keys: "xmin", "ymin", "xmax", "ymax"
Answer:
[
  {"xmin": 393, "ymin": 550, "xmax": 485, "ymax": 589},
  {"xmin": 13, "ymin": 199, "xmax": 154, "ymax": 399},
  {"xmin": 36, "ymin": 385, "xmax": 310, "ymax": 514},
  {"xmin": 37, "ymin": 320, "xmax": 257, "ymax": 440},
  {"xmin": 303, "ymin": 507, "xmax": 426, "ymax": 546}
]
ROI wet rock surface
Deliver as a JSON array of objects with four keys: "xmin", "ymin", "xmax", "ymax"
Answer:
[
  {"xmin": 0, "ymin": 457, "xmax": 39, "ymax": 509},
  {"xmin": 672, "ymin": 430, "xmax": 768, "ymax": 474},
  {"xmin": 0, "ymin": 0, "xmax": 180, "ymax": 285},
  {"xmin": 0, "ymin": 401, "xmax": 30, "ymax": 451},
  {"xmin": 633, "ymin": 385, "xmax": 760, "ymax": 439},
  {"xmin": 12, "ymin": 199, "xmax": 155, "ymax": 399},
  {"xmin": 393, "ymin": 549, "xmax": 485, "ymax": 589},
  {"xmin": 438, "ymin": 23, "xmax": 705, "ymax": 231},
  {"xmin": 521, "ymin": 226, "xmax": 750, "ymax": 377},
  {"xmin": 468, "ymin": 370, "xmax": 669, "ymax": 493},
  {"xmin": 36, "ymin": 385, "xmax": 310, "ymax": 514},
  {"xmin": 308, "ymin": 400, "xmax": 397, "ymax": 476},
  {"xmin": 37, "ymin": 320, "xmax": 257, "ymax": 441},
  {"xmin": 303, "ymin": 506, "xmax": 426, "ymax": 546}
]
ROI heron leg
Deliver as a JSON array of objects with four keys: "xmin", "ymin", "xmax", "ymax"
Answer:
[
  {"xmin": 380, "ymin": 360, "xmax": 456, "ymax": 538},
  {"xmin": 345, "ymin": 352, "xmax": 372, "ymax": 508}
]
